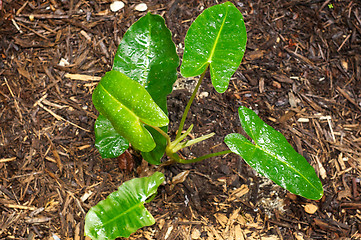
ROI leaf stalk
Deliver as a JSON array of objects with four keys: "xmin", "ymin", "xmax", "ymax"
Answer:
[{"xmin": 175, "ymin": 65, "xmax": 209, "ymax": 139}]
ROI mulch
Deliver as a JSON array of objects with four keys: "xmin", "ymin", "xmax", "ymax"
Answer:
[{"xmin": 1, "ymin": 0, "xmax": 361, "ymax": 239}]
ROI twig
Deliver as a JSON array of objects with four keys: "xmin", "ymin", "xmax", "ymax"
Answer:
[
  {"xmin": 336, "ymin": 86, "xmax": 361, "ymax": 111},
  {"xmin": 17, "ymin": 14, "xmax": 70, "ymax": 19},
  {"xmin": 37, "ymin": 101, "xmax": 90, "ymax": 132},
  {"xmin": 337, "ymin": 34, "xmax": 351, "ymax": 52},
  {"xmin": 4, "ymin": 77, "xmax": 23, "ymax": 122},
  {"xmin": 64, "ymin": 73, "xmax": 101, "ymax": 81},
  {"xmin": 0, "ymin": 157, "xmax": 17, "ymax": 163}
]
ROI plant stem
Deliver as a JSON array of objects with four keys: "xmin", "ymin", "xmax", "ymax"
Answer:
[
  {"xmin": 147, "ymin": 125, "xmax": 171, "ymax": 145},
  {"xmin": 183, "ymin": 132, "xmax": 215, "ymax": 148},
  {"xmin": 175, "ymin": 65, "xmax": 209, "ymax": 139},
  {"xmin": 173, "ymin": 150, "xmax": 232, "ymax": 164},
  {"xmin": 171, "ymin": 124, "xmax": 194, "ymax": 148}
]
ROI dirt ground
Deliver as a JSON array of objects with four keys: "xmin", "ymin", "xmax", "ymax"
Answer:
[{"xmin": 1, "ymin": 0, "xmax": 361, "ymax": 239}]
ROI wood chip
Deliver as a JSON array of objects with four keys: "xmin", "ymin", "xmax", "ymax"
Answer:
[
  {"xmin": 65, "ymin": 73, "xmax": 101, "ymax": 81},
  {"xmin": 234, "ymin": 224, "xmax": 245, "ymax": 240},
  {"xmin": 215, "ymin": 213, "xmax": 228, "ymax": 228},
  {"xmin": 304, "ymin": 203, "xmax": 318, "ymax": 214},
  {"xmin": 0, "ymin": 157, "xmax": 17, "ymax": 163},
  {"xmin": 171, "ymin": 170, "xmax": 190, "ymax": 189},
  {"xmin": 272, "ymin": 74, "xmax": 294, "ymax": 84},
  {"xmin": 228, "ymin": 184, "xmax": 249, "ymax": 201},
  {"xmin": 191, "ymin": 228, "xmax": 201, "ymax": 239},
  {"xmin": 245, "ymin": 50, "xmax": 264, "ymax": 61},
  {"xmin": 4, "ymin": 204, "xmax": 36, "ymax": 211}
]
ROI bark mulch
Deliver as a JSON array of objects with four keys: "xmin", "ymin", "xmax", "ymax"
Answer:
[{"xmin": 1, "ymin": 0, "xmax": 361, "ymax": 239}]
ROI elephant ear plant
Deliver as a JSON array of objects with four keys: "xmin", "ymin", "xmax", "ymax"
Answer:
[{"xmin": 85, "ymin": 2, "xmax": 323, "ymax": 239}]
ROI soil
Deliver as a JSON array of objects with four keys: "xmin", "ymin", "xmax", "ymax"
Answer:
[{"xmin": 1, "ymin": 0, "xmax": 361, "ymax": 239}]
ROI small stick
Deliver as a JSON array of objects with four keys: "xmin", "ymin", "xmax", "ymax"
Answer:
[
  {"xmin": 4, "ymin": 77, "xmax": 23, "ymax": 122},
  {"xmin": 37, "ymin": 101, "xmax": 90, "ymax": 132},
  {"xmin": 64, "ymin": 73, "xmax": 101, "ymax": 81},
  {"xmin": 337, "ymin": 34, "xmax": 351, "ymax": 52},
  {"xmin": 0, "ymin": 157, "xmax": 17, "ymax": 163}
]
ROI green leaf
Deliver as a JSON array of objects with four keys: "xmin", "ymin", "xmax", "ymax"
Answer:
[
  {"xmin": 85, "ymin": 172, "xmax": 164, "ymax": 240},
  {"xmin": 113, "ymin": 12, "xmax": 179, "ymax": 112},
  {"xmin": 141, "ymin": 126, "xmax": 166, "ymax": 165},
  {"xmin": 94, "ymin": 114, "xmax": 129, "ymax": 159},
  {"xmin": 224, "ymin": 106, "xmax": 323, "ymax": 200},
  {"xmin": 113, "ymin": 12, "xmax": 179, "ymax": 163},
  {"xmin": 92, "ymin": 70, "xmax": 169, "ymax": 152},
  {"xmin": 180, "ymin": 2, "xmax": 247, "ymax": 93}
]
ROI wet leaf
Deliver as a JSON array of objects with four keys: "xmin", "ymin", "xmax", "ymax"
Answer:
[
  {"xmin": 225, "ymin": 106, "xmax": 323, "ymax": 200},
  {"xmin": 94, "ymin": 114, "xmax": 129, "ymax": 158},
  {"xmin": 113, "ymin": 12, "xmax": 178, "ymax": 112},
  {"xmin": 181, "ymin": 2, "xmax": 247, "ymax": 93},
  {"xmin": 113, "ymin": 12, "xmax": 179, "ymax": 163},
  {"xmin": 92, "ymin": 70, "xmax": 168, "ymax": 152},
  {"xmin": 140, "ymin": 126, "xmax": 166, "ymax": 165},
  {"xmin": 85, "ymin": 172, "xmax": 164, "ymax": 239}
]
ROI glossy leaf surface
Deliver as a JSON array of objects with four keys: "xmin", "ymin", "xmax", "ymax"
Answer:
[
  {"xmin": 85, "ymin": 172, "xmax": 164, "ymax": 239},
  {"xmin": 113, "ymin": 12, "xmax": 179, "ymax": 112},
  {"xmin": 181, "ymin": 2, "xmax": 247, "ymax": 93},
  {"xmin": 92, "ymin": 70, "xmax": 168, "ymax": 152},
  {"xmin": 225, "ymin": 106, "xmax": 323, "ymax": 200},
  {"xmin": 141, "ymin": 126, "xmax": 166, "ymax": 165},
  {"xmin": 94, "ymin": 114, "xmax": 129, "ymax": 159},
  {"xmin": 113, "ymin": 12, "xmax": 179, "ymax": 163}
]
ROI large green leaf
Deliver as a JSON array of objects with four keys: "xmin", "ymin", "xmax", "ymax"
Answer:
[
  {"xmin": 113, "ymin": 12, "xmax": 179, "ymax": 163},
  {"xmin": 224, "ymin": 106, "xmax": 323, "ymax": 200},
  {"xmin": 180, "ymin": 2, "xmax": 247, "ymax": 93},
  {"xmin": 85, "ymin": 172, "xmax": 165, "ymax": 240},
  {"xmin": 140, "ymin": 126, "xmax": 166, "ymax": 165},
  {"xmin": 92, "ymin": 70, "xmax": 168, "ymax": 152},
  {"xmin": 94, "ymin": 114, "xmax": 129, "ymax": 159}
]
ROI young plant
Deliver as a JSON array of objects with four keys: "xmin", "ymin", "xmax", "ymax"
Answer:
[{"xmin": 85, "ymin": 2, "xmax": 323, "ymax": 239}]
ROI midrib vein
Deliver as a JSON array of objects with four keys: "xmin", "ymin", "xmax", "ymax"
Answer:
[{"xmin": 207, "ymin": 10, "xmax": 228, "ymax": 63}]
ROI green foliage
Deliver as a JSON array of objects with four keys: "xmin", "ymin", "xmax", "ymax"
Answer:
[
  {"xmin": 225, "ymin": 106, "xmax": 323, "ymax": 200},
  {"xmin": 84, "ymin": 172, "xmax": 165, "ymax": 239},
  {"xmin": 110, "ymin": 12, "xmax": 179, "ymax": 163},
  {"xmin": 87, "ymin": 2, "xmax": 323, "ymax": 240},
  {"xmin": 94, "ymin": 114, "xmax": 129, "ymax": 158},
  {"xmin": 113, "ymin": 12, "xmax": 179, "ymax": 111},
  {"xmin": 181, "ymin": 2, "xmax": 247, "ymax": 93},
  {"xmin": 92, "ymin": 70, "xmax": 168, "ymax": 152}
]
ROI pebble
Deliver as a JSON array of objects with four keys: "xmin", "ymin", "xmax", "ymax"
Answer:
[
  {"xmin": 199, "ymin": 91, "xmax": 209, "ymax": 98},
  {"xmin": 110, "ymin": 1, "xmax": 124, "ymax": 12},
  {"xmin": 135, "ymin": 3, "xmax": 147, "ymax": 12}
]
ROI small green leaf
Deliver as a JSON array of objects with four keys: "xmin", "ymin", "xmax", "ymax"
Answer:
[
  {"xmin": 181, "ymin": 2, "xmax": 247, "ymax": 93},
  {"xmin": 113, "ymin": 12, "xmax": 179, "ymax": 162},
  {"xmin": 224, "ymin": 106, "xmax": 323, "ymax": 200},
  {"xmin": 94, "ymin": 114, "xmax": 129, "ymax": 159},
  {"xmin": 92, "ymin": 70, "xmax": 169, "ymax": 152},
  {"xmin": 85, "ymin": 172, "xmax": 164, "ymax": 240}
]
